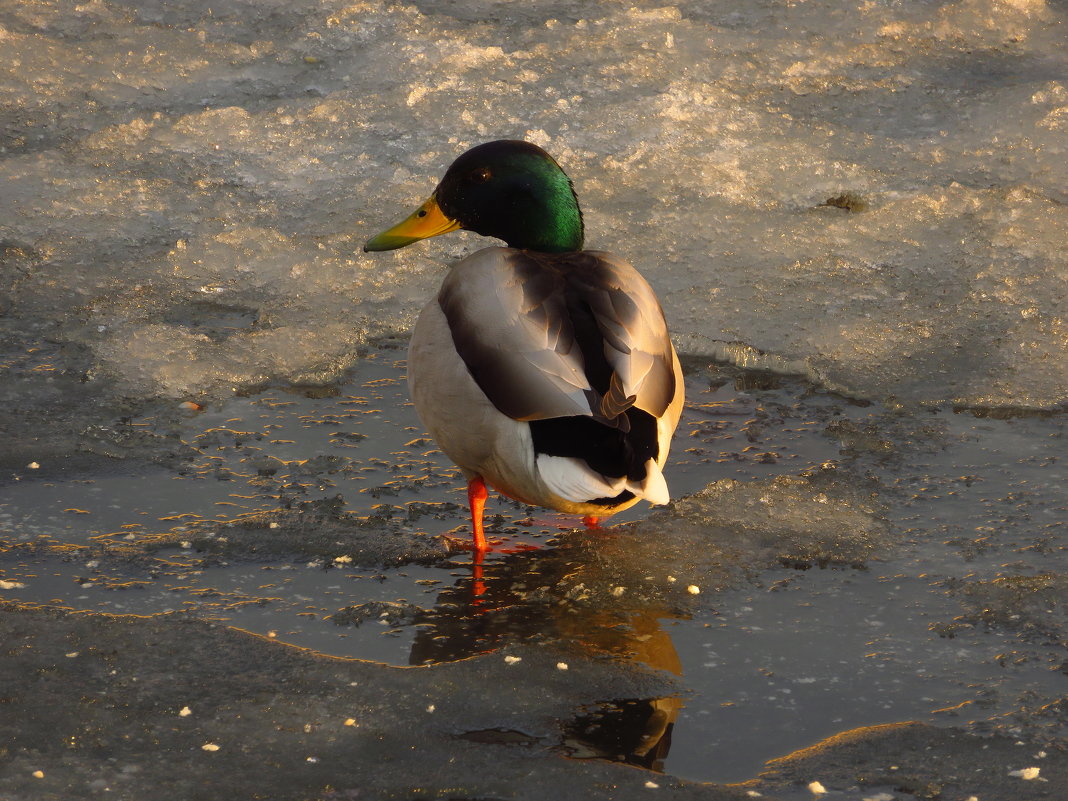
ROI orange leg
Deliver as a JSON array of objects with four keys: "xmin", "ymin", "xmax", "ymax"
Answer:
[
  {"xmin": 468, "ymin": 476, "xmax": 489, "ymax": 553},
  {"xmin": 471, "ymin": 547, "xmax": 486, "ymax": 606},
  {"xmin": 582, "ymin": 515, "xmax": 601, "ymax": 529}
]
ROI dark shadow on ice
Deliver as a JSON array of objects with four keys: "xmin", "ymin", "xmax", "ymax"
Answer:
[
  {"xmin": 561, "ymin": 697, "xmax": 677, "ymax": 772},
  {"xmin": 407, "ymin": 542, "xmax": 684, "ymax": 772}
]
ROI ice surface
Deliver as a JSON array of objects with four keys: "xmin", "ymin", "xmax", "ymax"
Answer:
[
  {"xmin": 3, "ymin": 0, "xmax": 1067, "ymax": 408},
  {"xmin": 3, "ymin": 4, "xmax": 1068, "ymax": 793}
]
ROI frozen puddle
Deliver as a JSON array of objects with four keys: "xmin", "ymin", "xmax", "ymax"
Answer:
[{"xmin": 2, "ymin": 348, "xmax": 1066, "ymax": 783}]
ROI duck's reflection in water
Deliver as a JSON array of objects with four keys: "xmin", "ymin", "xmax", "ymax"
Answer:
[{"xmin": 409, "ymin": 542, "xmax": 683, "ymax": 772}]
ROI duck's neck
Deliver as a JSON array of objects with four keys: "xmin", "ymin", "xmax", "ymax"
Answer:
[
  {"xmin": 495, "ymin": 169, "xmax": 584, "ymax": 253},
  {"xmin": 520, "ymin": 185, "xmax": 584, "ymax": 252}
]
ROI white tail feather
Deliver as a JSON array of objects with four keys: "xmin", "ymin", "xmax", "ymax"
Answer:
[
  {"xmin": 536, "ymin": 454, "xmax": 670, "ymax": 506},
  {"xmin": 536, "ymin": 455, "xmax": 625, "ymax": 502},
  {"xmin": 637, "ymin": 458, "xmax": 670, "ymax": 505}
]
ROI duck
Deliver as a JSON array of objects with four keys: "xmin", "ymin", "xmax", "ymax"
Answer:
[{"xmin": 364, "ymin": 140, "xmax": 684, "ymax": 552}]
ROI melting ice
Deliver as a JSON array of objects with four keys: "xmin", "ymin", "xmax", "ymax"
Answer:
[{"xmin": 2, "ymin": 0, "xmax": 1067, "ymax": 412}]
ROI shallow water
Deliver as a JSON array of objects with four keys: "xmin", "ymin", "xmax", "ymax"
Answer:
[{"xmin": 2, "ymin": 349, "xmax": 1065, "ymax": 783}]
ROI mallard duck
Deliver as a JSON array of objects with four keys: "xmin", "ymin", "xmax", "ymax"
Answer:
[{"xmin": 364, "ymin": 140, "xmax": 683, "ymax": 552}]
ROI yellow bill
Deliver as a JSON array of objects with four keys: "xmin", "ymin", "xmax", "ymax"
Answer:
[{"xmin": 363, "ymin": 195, "xmax": 462, "ymax": 252}]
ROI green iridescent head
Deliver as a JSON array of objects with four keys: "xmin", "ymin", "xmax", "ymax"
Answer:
[{"xmin": 364, "ymin": 140, "xmax": 584, "ymax": 254}]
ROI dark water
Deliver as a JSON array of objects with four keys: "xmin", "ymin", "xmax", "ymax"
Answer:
[{"xmin": 1, "ymin": 349, "xmax": 1066, "ymax": 782}]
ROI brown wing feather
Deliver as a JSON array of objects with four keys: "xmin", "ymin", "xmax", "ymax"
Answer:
[{"xmin": 437, "ymin": 247, "xmax": 676, "ymax": 423}]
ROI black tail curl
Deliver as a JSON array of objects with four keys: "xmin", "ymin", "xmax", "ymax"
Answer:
[{"xmin": 530, "ymin": 408, "xmax": 659, "ymax": 485}]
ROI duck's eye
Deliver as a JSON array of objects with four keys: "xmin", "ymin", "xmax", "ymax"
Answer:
[{"xmin": 469, "ymin": 167, "xmax": 492, "ymax": 183}]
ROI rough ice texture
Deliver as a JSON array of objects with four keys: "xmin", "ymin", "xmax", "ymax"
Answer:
[
  {"xmin": 146, "ymin": 496, "xmax": 454, "ymax": 566},
  {"xmin": 2, "ymin": 0, "xmax": 1067, "ymax": 411},
  {"xmin": 540, "ymin": 471, "xmax": 888, "ymax": 618},
  {"xmin": 669, "ymin": 473, "xmax": 886, "ymax": 567}
]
